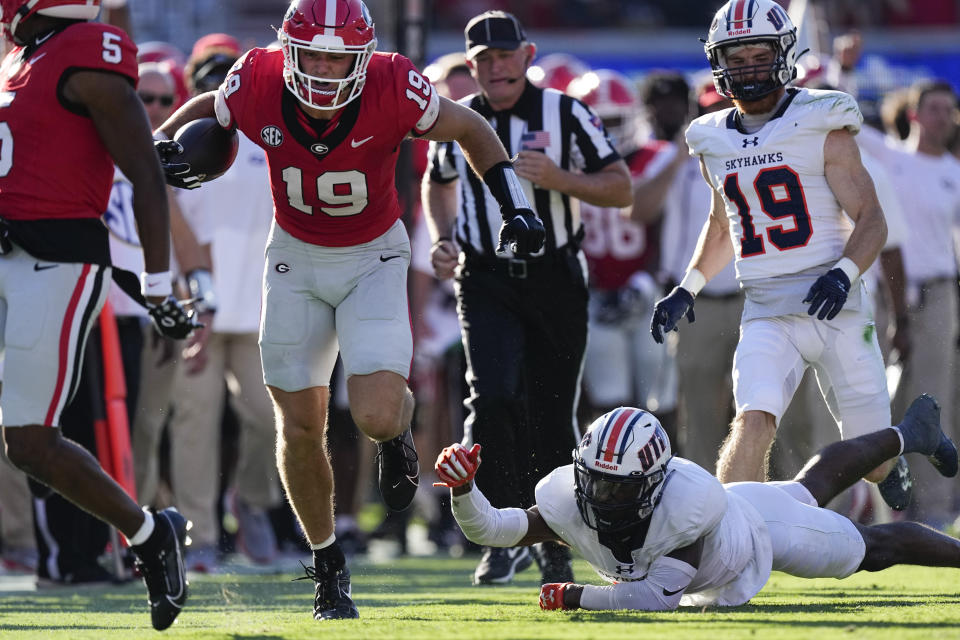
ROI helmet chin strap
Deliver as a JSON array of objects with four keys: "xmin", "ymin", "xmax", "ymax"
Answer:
[{"xmin": 596, "ymin": 516, "xmax": 653, "ymax": 563}]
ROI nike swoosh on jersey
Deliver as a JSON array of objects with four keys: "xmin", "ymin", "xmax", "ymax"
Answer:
[
  {"xmin": 34, "ymin": 262, "xmax": 58, "ymax": 271},
  {"xmin": 379, "ymin": 255, "xmax": 402, "ymax": 262},
  {"xmin": 28, "ymin": 52, "xmax": 47, "ymax": 65},
  {"xmin": 351, "ymin": 135, "xmax": 374, "ymax": 148}
]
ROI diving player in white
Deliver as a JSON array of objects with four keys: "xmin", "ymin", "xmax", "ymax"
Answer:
[
  {"xmin": 434, "ymin": 398, "xmax": 959, "ymax": 611},
  {"xmin": 648, "ymin": 0, "xmax": 955, "ymax": 509}
]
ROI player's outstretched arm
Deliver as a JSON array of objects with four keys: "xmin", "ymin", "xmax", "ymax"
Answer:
[
  {"xmin": 67, "ymin": 70, "xmax": 170, "ymax": 277},
  {"xmin": 435, "ymin": 444, "xmax": 561, "ymax": 547},
  {"xmin": 542, "ymin": 540, "xmax": 702, "ymax": 611}
]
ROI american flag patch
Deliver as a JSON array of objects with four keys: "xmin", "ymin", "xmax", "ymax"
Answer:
[{"xmin": 521, "ymin": 130, "xmax": 551, "ymax": 150}]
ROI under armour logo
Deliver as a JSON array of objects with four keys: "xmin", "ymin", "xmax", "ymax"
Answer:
[
  {"xmin": 614, "ymin": 563, "xmax": 635, "ymax": 575},
  {"xmin": 742, "ymin": 137, "xmax": 760, "ymax": 147}
]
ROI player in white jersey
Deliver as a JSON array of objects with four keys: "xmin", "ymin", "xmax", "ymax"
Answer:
[
  {"xmin": 646, "ymin": 0, "xmax": 952, "ymax": 510},
  {"xmin": 434, "ymin": 399, "xmax": 959, "ymax": 611}
]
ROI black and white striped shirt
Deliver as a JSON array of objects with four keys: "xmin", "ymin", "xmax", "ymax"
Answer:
[{"xmin": 428, "ymin": 81, "xmax": 620, "ymax": 258}]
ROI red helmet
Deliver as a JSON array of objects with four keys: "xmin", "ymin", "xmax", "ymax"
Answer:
[
  {"xmin": 278, "ymin": 0, "xmax": 377, "ymax": 110},
  {"xmin": 567, "ymin": 69, "xmax": 641, "ymax": 154},
  {"xmin": 527, "ymin": 53, "xmax": 589, "ymax": 92},
  {"xmin": 1, "ymin": 0, "xmax": 100, "ymax": 38}
]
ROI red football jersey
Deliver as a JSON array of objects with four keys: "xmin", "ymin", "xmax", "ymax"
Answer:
[
  {"xmin": 0, "ymin": 23, "xmax": 138, "ymax": 221},
  {"xmin": 217, "ymin": 49, "xmax": 439, "ymax": 247},
  {"xmin": 581, "ymin": 142, "xmax": 670, "ymax": 290}
]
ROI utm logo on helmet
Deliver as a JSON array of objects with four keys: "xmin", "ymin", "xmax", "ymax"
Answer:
[
  {"xmin": 573, "ymin": 407, "xmax": 673, "ymax": 533},
  {"xmin": 704, "ymin": 0, "xmax": 798, "ymax": 101},
  {"xmin": 278, "ymin": 0, "xmax": 377, "ymax": 111},
  {"xmin": 1, "ymin": 0, "xmax": 100, "ymax": 38}
]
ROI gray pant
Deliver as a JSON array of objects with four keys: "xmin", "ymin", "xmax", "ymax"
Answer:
[
  {"xmin": 675, "ymin": 294, "xmax": 743, "ymax": 473},
  {"xmin": 893, "ymin": 279, "xmax": 958, "ymax": 527}
]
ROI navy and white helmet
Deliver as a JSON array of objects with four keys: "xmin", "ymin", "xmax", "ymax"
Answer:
[
  {"xmin": 704, "ymin": 0, "xmax": 798, "ymax": 101},
  {"xmin": 573, "ymin": 407, "xmax": 672, "ymax": 533}
]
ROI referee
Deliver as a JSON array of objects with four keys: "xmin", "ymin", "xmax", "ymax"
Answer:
[{"xmin": 423, "ymin": 11, "xmax": 631, "ymax": 586}]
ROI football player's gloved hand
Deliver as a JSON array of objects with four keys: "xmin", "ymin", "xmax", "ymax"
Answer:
[
  {"xmin": 496, "ymin": 209, "xmax": 546, "ymax": 256},
  {"xmin": 539, "ymin": 582, "xmax": 574, "ymax": 610},
  {"xmin": 650, "ymin": 286, "xmax": 695, "ymax": 344},
  {"xmin": 433, "ymin": 443, "xmax": 482, "ymax": 488},
  {"xmin": 154, "ymin": 140, "xmax": 201, "ymax": 190},
  {"xmin": 803, "ymin": 268, "xmax": 851, "ymax": 320},
  {"xmin": 146, "ymin": 295, "xmax": 205, "ymax": 339}
]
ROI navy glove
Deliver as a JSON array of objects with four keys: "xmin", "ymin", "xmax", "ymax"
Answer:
[
  {"xmin": 147, "ymin": 296, "xmax": 205, "ymax": 339},
  {"xmin": 154, "ymin": 140, "xmax": 201, "ymax": 190},
  {"xmin": 496, "ymin": 210, "xmax": 546, "ymax": 256},
  {"xmin": 650, "ymin": 286, "xmax": 695, "ymax": 344},
  {"xmin": 803, "ymin": 268, "xmax": 851, "ymax": 320}
]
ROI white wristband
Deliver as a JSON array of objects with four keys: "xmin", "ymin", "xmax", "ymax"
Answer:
[
  {"xmin": 141, "ymin": 271, "xmax": 173, "ymax": 298},
  {"xmin": 679, "ymin": 268, "xmax": 707, "ymax": 296},
  {"xmin": 833, "ymin": 257, "xmax": 860, "ymax": 283},
  {"xmin": 451, "ymin": 485, "xmax": 529, "ymax": 547}
]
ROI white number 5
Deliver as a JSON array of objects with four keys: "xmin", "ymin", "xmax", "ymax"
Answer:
[{"xmin": 102, "ymin": 32, "xmax": 122, "ymax": 64}]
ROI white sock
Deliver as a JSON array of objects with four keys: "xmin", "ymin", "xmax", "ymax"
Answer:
[
  {"xmin": 310, "ymin": 533, "xmax": 336, "ymax": 551},
  {"xmin": 126, "ymin": 509, "xmax": 155, "ymax": 546},
  {"xmin": 890, "ymin": 426, "xmax": 906, "ymax": 456}
]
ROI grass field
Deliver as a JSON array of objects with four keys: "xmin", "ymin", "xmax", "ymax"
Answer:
[{"xmin": 2, "ymin": 555, "xmax": 960, "ymax": 639}]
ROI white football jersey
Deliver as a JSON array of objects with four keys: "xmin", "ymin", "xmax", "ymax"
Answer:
[
  {"xmin": 536, "ymin": 458, "xmax": 773, "ymax": 607},
  {"xmin": 686, "ymin": 88, "xmax": 862, "ymax": 283}
]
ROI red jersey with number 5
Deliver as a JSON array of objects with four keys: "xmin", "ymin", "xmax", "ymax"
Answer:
[
  {"xmin": 216, "ymin": 48, "xmax": 439, "ymax": 247},
  {"xmin": 0, "ymin": 23, "xmax": 138, "ymax": 221}
]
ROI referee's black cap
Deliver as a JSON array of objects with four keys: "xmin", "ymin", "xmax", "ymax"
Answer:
[{"xmin": 465, "ymin": 11, "xmax": 526, "ymax": 60}]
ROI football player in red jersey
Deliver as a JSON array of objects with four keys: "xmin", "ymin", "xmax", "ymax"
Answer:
[
  {"xmin": 0, "ymin": 0, "xmax": 195, "ymax": 631},
  {"xmin": 154, "ymin": 0, "xmax": 544, "ymax": 620}
]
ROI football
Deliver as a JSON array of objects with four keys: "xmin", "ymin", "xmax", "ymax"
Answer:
[{"xmin": 171, "ymin": 117, "xmax": 239, "ymax": 183}]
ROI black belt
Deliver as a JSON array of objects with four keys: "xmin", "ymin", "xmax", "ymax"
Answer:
[{"xmin": 463, "ymin": 254, "xmax": 561, "ymax": 279}]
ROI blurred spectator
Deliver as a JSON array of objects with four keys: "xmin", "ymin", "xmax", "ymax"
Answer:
[
  {"xmin": 868, "ymin": 80, "xmax": 960, "ymax": 528},
  {"xmin": 569, "ymin": 70, "xmax": 673, "ymax": 426}
]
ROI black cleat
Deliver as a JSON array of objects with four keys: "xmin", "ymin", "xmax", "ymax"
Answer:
[
  {"xmin": 376, "ymin": 428, "xmax": 419, "ymax": 511},
  {"xmin": 473, "ymin": 546, "xmax": 533, "ymax": 585},
  {"xmin": 897, "ymin": 394, "xmax": 958, "ymax": 477},
  {"xmin": 930, "ymin": 433, "xmax": 959, "ymax": 478},
  {"xmin": 295, "ymin": 560, "xmax": 359, "ymax": 620},
  {"xmin": 877, "ymin": 455, "xmax": 913, "ymax": 511},
  {"xmin": 133, "ymin": 508, "xmax": 189, "ymax": 631},
  {"xmin": 531, "ymin": 541, "xmax": 574, "ymax": 585}
]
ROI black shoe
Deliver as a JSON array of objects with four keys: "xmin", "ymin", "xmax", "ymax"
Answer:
[
  {"xmin": 376, "ymin": 428, "xmax": 419, "ymax": 511},
  {"xmin": 897, "ymin": 394, "xmax": 958, "ymax": 477},
  {"xmin": 473, "ymin": 546, "xmax": 533, "ymax": 585},
  {"xmin": 295, "ymin": 559, "xmax": 359, "ymax": 620},
  {"xmin": 877, "ymin": 455, "xmax": 913, "ymax": 511},
  {"xmin": 132, "ymin": 508, "xmax": 189, "ymax": 631},
  {"xmin": 531, "ymin": 541, "xmax": 574, "ymax": 585},
  {"xmin": 930, "ymin": 433, "xmax": 959, "ymax": 478}
]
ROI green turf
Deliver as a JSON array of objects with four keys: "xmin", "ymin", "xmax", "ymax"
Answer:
[{"xmin": 2, "ymin": 557, "xmax": 959, "ymax": 639}]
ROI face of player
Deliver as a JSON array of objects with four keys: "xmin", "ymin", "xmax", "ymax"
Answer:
[
  {"xmin": 723, "ymin": 44, "xmax": 775, "ymax": 87},
  {"xmin": 138, "ymin": 72, "xmax": 176, "ymax": 130},
  {"xmin": 915, "ymin": 91, "xmax": 959, "ymax": 147},
  {"xmin": 469, "ymin": 45, "xmax": 532, "ymax": 111},
  {"xmin": 299, "ymin": 49, "xmax": 356, "ymax": 83}
]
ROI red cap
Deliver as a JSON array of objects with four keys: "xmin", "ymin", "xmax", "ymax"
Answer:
[
  {"xmin": 698, "ymin": 84, "xmax": 726, "ymax": 108},
  {"xmin": 191, "ymin": 33, "xmax": 241, "ymax": 59}
]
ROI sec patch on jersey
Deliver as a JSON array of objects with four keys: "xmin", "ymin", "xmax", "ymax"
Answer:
[{"xmin": 171, "ymin": 117, "xmax": 239, "ymax": 182}]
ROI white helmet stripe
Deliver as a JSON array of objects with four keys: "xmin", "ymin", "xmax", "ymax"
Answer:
[{"xmin": 324, "ymin": 0, "xmax": 336, "ymax": 36}]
